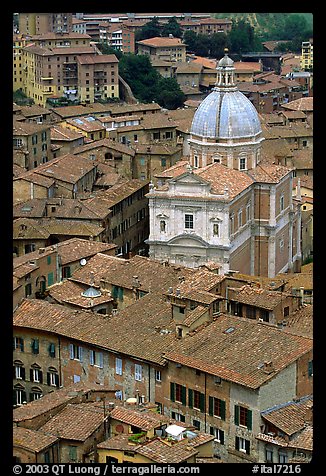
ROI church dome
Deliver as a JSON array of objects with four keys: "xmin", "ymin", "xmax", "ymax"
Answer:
[{"xmin": 190, "ymin": 52, "xmax": 262, "ymax": 141}]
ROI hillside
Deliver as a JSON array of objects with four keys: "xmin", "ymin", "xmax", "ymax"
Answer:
[{"xmin": 213, "ymin": 13, "xmax": 313, "ymax": 38}]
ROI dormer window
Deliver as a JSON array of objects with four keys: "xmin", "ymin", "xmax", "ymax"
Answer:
[{"xmin": 239, "ymin": 157, "xmax": 247, "ymax": 170}]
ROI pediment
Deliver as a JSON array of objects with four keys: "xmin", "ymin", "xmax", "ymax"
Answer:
[
  {"xmin": 168, "ymin": 234, "xmax": 209, "ymax": 248},
  {"xmin": 170, "ymin": 171, "xmax": 210, "ymax": 186}
]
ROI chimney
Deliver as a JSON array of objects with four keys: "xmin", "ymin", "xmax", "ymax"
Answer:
[
  {"xmin": 299, "ymin": 286, "xmax": 304, "ymax": 306},
  {"xmin": 38, "ymin": 248, "xmax": 46, "ymax": 254},
  {"xmin": 263, "ymin": 361, "xmax": 274, "ymax": 374}
]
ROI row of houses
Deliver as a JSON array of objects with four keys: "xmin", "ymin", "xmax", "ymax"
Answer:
[{"xmin": 13, "ymin": 251, "xmax": 313, "ymax": 463}]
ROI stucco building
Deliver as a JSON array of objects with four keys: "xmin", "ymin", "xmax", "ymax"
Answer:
[{"xmin": 147, "ymin": 52, "xmax": 302, "ymax": 277}]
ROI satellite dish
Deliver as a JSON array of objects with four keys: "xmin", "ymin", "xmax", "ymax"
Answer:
[{"xmin": 80, "ymin": 258, "xmax": 87, "ymax": 266}]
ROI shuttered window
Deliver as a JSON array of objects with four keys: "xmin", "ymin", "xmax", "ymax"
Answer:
[
  {"xmin": 171, "ymin": 382, "xmax": 186, "ymax": 405},
  {"xmin": 209, "ymin": 396, "xmax": 226, "ymax": 420},
  {"xmin": 235, "ymin": 404, "xmax": 252, "ymax": 430}
]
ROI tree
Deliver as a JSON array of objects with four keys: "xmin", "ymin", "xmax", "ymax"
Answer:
[
  {"xmin": 97, "ymin": 42, "xmax": 123, "ymax": 59},
  {"xmin": 228, "ymin": 19, "xmax": 258, "ymax": 53},
  {"xmin": 183, "ymin": 30, "xmax": 198, "ymax": 53},
  {"xmin": 157, "ymin": 78, "xmax": 185, "ymax": 109},
  {"xmin": 209, "ymin": 33, "xmax": 230, "ymax": 59},
  {"xmin": 161, "ymin": 17, "xmax": 183, "ymax": 38},
  {"xmin": 135, "ymin": 17, "xmax": 162, "ymax": 42}
]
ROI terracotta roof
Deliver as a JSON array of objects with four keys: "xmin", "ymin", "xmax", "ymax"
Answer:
[
  {"xmin": 110, "ymin": 406, "xmax": 171, "ymax": 431},
  {"xmin": 227, "ymin": 284, "xmax": 289, "ymax": 310},
  {"xmin": 182, "ymin": 305, "xmax": 208, "ymax": 327},
  {"xmin": 72, "ymin": 138, "xmax": 135, "ymax": 156},
  {"xmin": 31, "ymin": 32, "xmax": 91, "ymax": 40},
  {"xmin": 77, "ymin": 54, "xmax": 118, "ymax": 64},
  {"xmin": 28, "ymin": 154, "xmax": 96, "ymax": 184},
  {"xmin": 18, "ymin": 104, "xmax": 51, "ymax": 118},
  {"xmin": 56, "ymin": 238, "xmax": 117, "ymax": 265},
  {"xmin": 281, "ymin": 97, "xmax": 313, "ymax": 112},
  {"xmin": 14, "ymin": 171, "xmax": 55, "ymax": 188},
  {"xmin": 66, "ymin": 117, "xmax": 106, "ymax": 132},
  {"xmin": 48, "ymin": 279, "xmax": 113, "ymax": 309},
  {"xmin": 283, "ymin": 305, "xmax": 313, "ymax": 338},
  {"xmin": 248, "ymin": 163, "xmax": 292, "ymax": 184},
  {"xmin": 136, "ymin": 438, "xmax": 198, "ymax": 463},
  {"xmin": 13, "ymin": 120, "xmax": 49, "ymax": 135},
  {"xmin": 155, "ymin": 160, "xmax": 190, "ymax": 179},
  {"xmin": 13, "ymin": 384, "xmax": 96, "ymax": 423},
  {"xmin": 289, "ymin": 425, "xmax": 313, "ymax": 451},
  {"xmin": 195, "ymin": 163, "xmax": 254, "ymax": 200},
  {"xmin": 13, "ymin": 426, "xmax": 59, "ymax": 453},
  {"xmin": 137, "ymin": 37, "xmax": 186, "ymax": 47},
  {"xmin": 50, "ymin": 125, "xmax": 85, "ymax": 141},
  {"xmin": 49, "ymin": 103, "xmax": 111, "ymax": 119},
  {"xmin": 261, "ymin": 395, "xmax": 313, "ymax": 436},
  {"xmin": 165, "ymin": 314, "xmax": 312, "ymax": 389},
  {"xmin": 39, "ymin": 403, "xmax": 107, "ymax": 441}
]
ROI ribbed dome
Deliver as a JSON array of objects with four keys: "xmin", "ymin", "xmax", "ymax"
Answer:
[
  {"xmin": 190, "ymin": 88, "xmax": 262, "ymax": 139},
  {"xmin": 190, "ymin": 51, "xmax": 262, "ymax": 141}
]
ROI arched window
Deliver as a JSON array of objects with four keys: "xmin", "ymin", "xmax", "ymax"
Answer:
[
  {"xmin": 30, "ymin": 363, "xmax": 43, "ymax": 384},
  {"xmin": 47, "ymin": 367, "xmax": 59, "ymax": 387},
  {"xmin": 30, "ymin": 386, "xmax": 43, "ymax": 401},
  {"xmin": 13, "ymin": 360, "xmax": 25, "ymax": 380},
  {"xmin": 13, "ymin": 383, "xmax": 26, "ymax": 406}
]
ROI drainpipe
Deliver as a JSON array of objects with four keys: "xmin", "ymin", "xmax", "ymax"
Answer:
[{"xmin": 204, "ymin": 372, "xmax": 207, "ymax": 432}]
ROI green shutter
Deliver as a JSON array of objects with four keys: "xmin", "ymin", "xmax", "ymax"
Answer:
[
  {"xmin": 188, "ymin": 389, "xmax": 193, "ymax": 409},
  {"xmin": 234, "ymin": 405, "xmax": 239, "ymax": 426},
  {"xmin": 170, "ymin": 382, "xmax": 175, "ymax": 402},
  {"xmin": 118, "ymin": 287, "xmax": 124, "ymax": 300},
  {"xmin": 47, "ymin": 272, "xmax": 54, "ymax": 286},
  {"xmin": 200, "ymin": 392, "xmax": 205, "ymax": 413},
  {"xmin": 220, "ymin": 400, "xmax": 226, "ymax": 421},
  {"xmin": 220, "ymin": 430, "xmax": 225, "ymax": 445},
  {"xmin": 246, "ymin": 409, "xmax": 252, "ymax": 430},
  {"xmin": 181, "ymin": 385, "xmax": 186, "ymax": 406},
  {"xmin": 112, "ymin": 286, "xmax": 118, "ymax": 299},
  {"xmin": 245, "ymin": 439, "xmax": 250, "ymax": 454},
  {"xmin": 47, "ymin": 255, "xmax": 51, "ymax": 265},
  {"xmin": 235, "ymin": 436, "xmax": 240, "ymax": 451},
  {"xmin": 209, "ymin": 396, "xmax": 214, "ymax": 416}
]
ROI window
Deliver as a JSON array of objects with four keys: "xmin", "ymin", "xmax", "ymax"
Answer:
[
  {"xmin": 213, "ymin": 223, "xmax": 219, "ymax": 236},
  {"xmin": 266, "ymin": 448, "xmax": 274, "ymax": 463},
  {"xmin": 235, "ymin": 436, "xmax": 250, "ymax": 454},
  {"xmin": 62, "ymin": 266, "xmax": 71, "ymax": 279},
  {"xmin": 13, "ymin": 337, "xmax": 24, "ymax": 352},
  {"xmin": 193, "ymin": 419, "xmax": 200, "ymax": 430},
  {"xmin": 47, "ymin": 255, "xmax": 51, "ymax": 265},
  {"xmin": 278, "ymin": 452, "xmax": 288, "ymax": 463},
  {"xmin": 171, "ymin": 411, "xmax": 185, "ymax": 422},
  {"xmin": 160, "ymin": 220, "xmax": 166, "ymax": 232},
  {"xmin": 90, "ymin": 350, "xmax": 103, "ymax": 368},
  {"xmin": 210, "ymin": 427, "xmax": 225, "ymax": 444},
  {"xmin": 69, "ymin": 344, "xmax": 83, "ymax": 361},
  {"xmin": 234, "ymin": 405, "xmax": 252, "ymax": 430},
  {"xmin": 48, "ymin": 343, "xmax": 56, "ymax": 358},
  {"xmin": 135, "ymin": 364, "xmax": 142, "ymax": 381},
  {"xmin": 69, "ymin": 446, "xmax": 77, "ymax": 462},
  {"xmin": 308, "ymin": 360, "xmax": 313, "ymax": 377},
  {"xmin": 30, "ymin": 387, "xmax": 42, "ymax": 401},
  {"xmin": 230, "ymin": 214, "xmax": 235, "ymax": 235},
  {"xmin": 239, "ymin": 157, "xmax": 246, "ymax": 170},
  {"xmin": 260, "ymin": 309, "xmax": 269, "ymax": 322},
  {"xmin": 115, "ymin": 390, "xmax": 123, "ymax": 400},
  {"xmin": 13, "ymin": 385, "xmax": 27, "ymax": 406},
  {"xmin": 30, "ymin": 366, "xmax": 43, "ymax": 383},
  {"xmin": 116, "ymin": 357, "xmax": 123, "ymax": 375},
  {"xmin": 191, "ymin": 389, "xmax": 204, "ymax": 412},
  {"xmin": 161, "ymin": 158, "xmax": 166, "ymax": 167},
  {"xmin": 14, "ymin": 362, "xmax": 25, "ymax": 380},
  {"xmin": 238, "ymin": 209, "xmax": 243, "ymax": 228},
  {"xmin": 25, "ymin": 283, "xmax": 32, "ymax": 297},
  {"xmin": 47, "ymin": 272, "xmax": 54, "ymax": 286},
  {"xmin": 280, "ymin": 194, "xmax": 285, "ymax": 212},
  {"xmin": 185, "ymin": 214, "xmax": 194, "ymax": 229},
  {"xmin": 170, "ymin": 382, "xmax": 186, "ymax": 405},
  {"xmin": 246, "ymin": 306, "xmax": 256, "ymax": 319},
  {"xmin": 283, "ymin": 306, "xmax": 289, "ymax": 317},
  {"xmin": 194, "ymin": 155, "xmax": 199, "ymax": 168},
  {"xmin": 209, "ymin": 396, "xmax": 226, "ymax": 420},
  {"xmin": 47, "ymin": 368, "xmax": 59, "ymax": 387},
  {"xmin": 246, "ymin": 202, "xmax": 251, "ymax": 222},
  {"xmin": 31, "ymin": 339, "xmax": 39, "ymax": 354},
  {"xmin": 155, "ymin": 370, "xmax": 162, "ymax": 382}
]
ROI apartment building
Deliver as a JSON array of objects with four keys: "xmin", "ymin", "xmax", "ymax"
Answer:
[
  {"xmin": 137, "ymin": 37, "xmax": 187, "ymax": 62},
  {"xmin": 18, "ymin": 13, "xmax": 73, "ymax": 35},
  {"xmin": 13, "ymin": 120, "xmax": 52, "ymax": 170},
  {"xmin": 77, "ymin": 54, "xmax": 119, "ymax": 103},
  {"xmin": 301, "ymin": 38, "xmax": 313, "ymax": 72}
]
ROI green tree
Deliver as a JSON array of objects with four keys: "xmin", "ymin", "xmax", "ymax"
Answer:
[
  {"xmin": 135, "ymin": 17, "xmax": 162, "ymax": 42},
  {"xmin": 228, "ymin": 19, "xmax": 258, "ymax": 53},
  {"xmin": 161, "ymin": 17, "xmax": 183, "ymax": 38},
  {"xmin": 119, "ymin": 54, "xmax": 160, "ymax": 102},
  {"xmin": 183, "ymin": 30, "xmax": 198, "ymax": 53},
  {"xmin": 284, "ymin": 14, "xmax": 308, "ymax": 41},
  {"xmin": 157, "ymin": 77, "xmax": 185, "ymax": 109},
  {"xmin": 209, "ymin": 33, "xmax": 230, "ymax": 58},
  {"xmin": 97, "ymin": 42, "xmax": 123, "ymax": 59}
]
